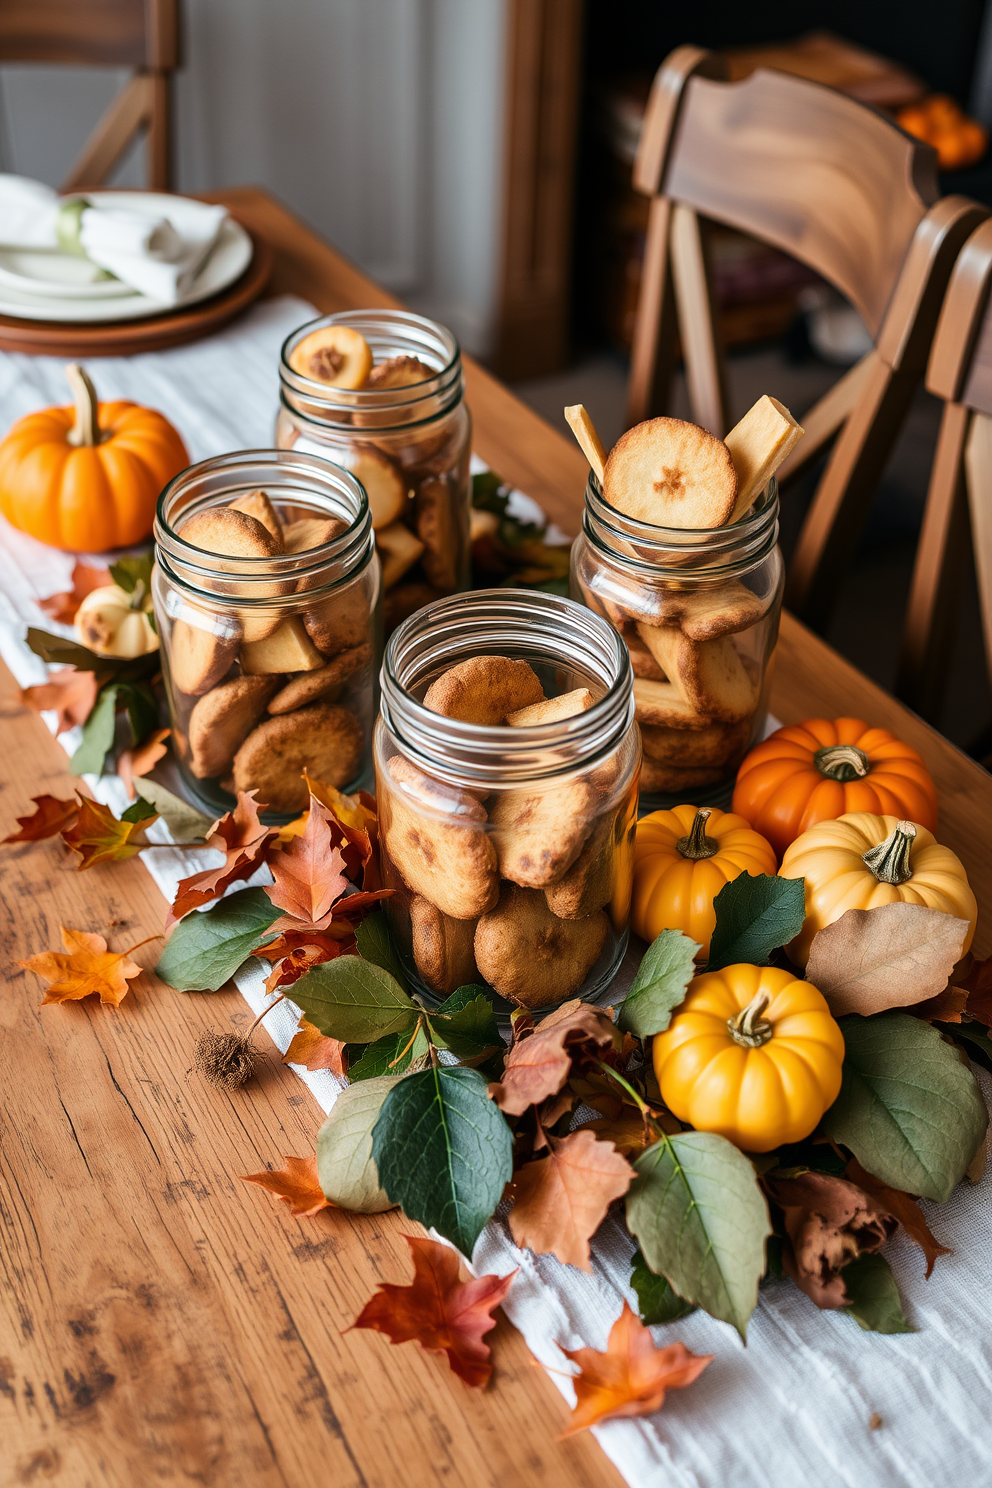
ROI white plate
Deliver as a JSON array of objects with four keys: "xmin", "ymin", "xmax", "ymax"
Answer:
[
  {"xmin": 0, "ymin": 199, "xmax": 253, "ymax": 322},
  {"xmin": 0, "ymin": 249, "xmax": 131, "ymax": 299}
]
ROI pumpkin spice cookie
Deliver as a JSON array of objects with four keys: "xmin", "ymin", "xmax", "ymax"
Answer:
[
  {"xmin": 489, "ymin": 779, "xmax": 597, "ymax": 888},
  {"xmin": 283, "ymin": 515, "xmax": 349, "ymax": 552},
  {"xmin": 639, "ymin": 582, "xmax": 766, "ymax": 642},
  {"xmin": 232, "ymin": 703, "xmax": 363, "ymax": 812},
  {"xmin": 410, "ymin": 895, "xmax": 479, "ymax": 996},
  {"xmin": 303, "ymin": 589, "xmax": 370, "ymax": 656},
  {"xmin": 507, "ymin": 688, "xmax": 594, "ymax": 727},
  {"xmin": 178, "ymin": 505, "xmax": 283, "ymax": 643},
  {"xmin": 381, "ymin": 755, "xmax": 499, "ymax": 920},
  {"xmin": 228, "ymin": 490, "xmax": 284, "ymax": 546},
  {"xmin": 637, "ymin": 627, "xmax": 758, "ymax": 723},
  {"xmin": 604, "ymin": 417, "xmax": 738, "ymax": 528},
  {"xmin": 639, "ymin": 757, "xmax": 725, "ymax": 794},
  {"xmin": 187, "ymin": 674, "xmax": 283, "ymax": 778},
  {"xmin": 367, "ymin": 355, "xmax": 434, "ymax": 391},
  {"xmin": 424, "ymin": 655, "xmax": 545, "ymax": 725},
  {"xmin": 341, "ymin": 444, "xmax": 408, "ymax": 530},
  {"xmin": 170, "ymin": 612, "xmax": 241, "ymax": 697},
  {"xmin": 544, "ymin": 813, "xmax": 615, "ymax": 920},
  {"xmin": 267, "ymin": 643, "xmax": 371, "ymax": 714},
  {"xmin": 376, "ymin": 521, "xmax": 425, "ymax": 589},
  {"xmin": 474, "ymin": 883, "xmax": 609, "ymax": 1008},
  {"xmin": 632, "ymin": 678, "xmax": 711, "ymax": 729},
  {"xmin": 640, "ymin": 716, "xmax": 751, "ymax": 769}
]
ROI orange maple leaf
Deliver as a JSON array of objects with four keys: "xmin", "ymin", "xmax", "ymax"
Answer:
[
  {"xmin": 240, "ymin": 1153, "xmax": 331, "ymax": 1218},
  {"xmin": 20, "ymin": 926, "xmax": 149, "ymax": 1007},
  {"xmin": 61, "ymin": 795, "xmax": 158, "ymax": 870},
  {"xmin": 265, "ymin": 797, "xmax": 350, "ymax": 925},
  {"xmin": 38, "ymin": 562, "xmax": 111, "ymax": 624},
  {"xmin": 169, "ymin": 790, "xmax": 276, "ymax": 922},
  {"xmin": 20, "ymin": 666, "xmax": 98, "ymax": 734},
  {"xmin": 304, "ymin": 772, "xmax": 381, "ymax": 888},
  {"xmin": 490, "ymin": 1001, "xmax": 619, "ymax": 1116},
  {"xmin": 350, "ymin": 1235, "xmax": 516, "ymax": 1388},
  {"xmin": 3, "ymin": 794, "xmax": 80, "ymax": 843},
  {"xmin": 118, "ymin": 727, "xmax": 170, "ymax": 800},
  {"xmin": 559, "ymin": 1303, "xmax": 712, "ymax": 1436},
  {"xmin": 509, "ymin": 1131, "xmax": 633, "ymax": 1271},
  {"xmin": 283, "ymin": 1016, "xmax": 348, "ymax": 1074},
  {"xmin": 845, "ymin": 1159, "xmax": 952, "ymax": 1278}
]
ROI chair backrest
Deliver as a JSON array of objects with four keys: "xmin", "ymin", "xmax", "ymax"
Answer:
[
  {"xmin": 627, "ymin": 47, "xmax": 986, "ymax": 632},
  {"xmin": 0, "ymin": 0, "xmax": 178, "ymax": 191}
]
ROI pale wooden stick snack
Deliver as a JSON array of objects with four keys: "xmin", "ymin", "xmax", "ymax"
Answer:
[
  {"xmin": 564, "ymin": 404, "xmax": 608, "ymax": 485},
  {"xmin": 725, "ymin": 394, "xmax": 804, "ymax": 523}
]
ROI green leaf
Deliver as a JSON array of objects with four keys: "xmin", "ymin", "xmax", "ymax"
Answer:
[
  {"xmin": 134, "ymin": 778, "xmax": 213, "ymax": 842},
  {"xmin": 841, "ymin": 1253, "xmax": 914, "ymax": 1334},
  {"xmin": 823, "ymin": 1013, "xmax": 988, "ymax": 1202},
  {"xmin": 109, "ymin": 553, "xmax": 154, "ymax": 596},
  {"xmin": 626, "ymin": 1131, "xmax": 771, "ymax": 1338},
  {"xmin": 355, "ymin": 911, "xmax": 409, "ymax": 990},
  {"xmin": 430, "ymin": 986, "xmax": 502, "ymax": 1060},
  {"xmin": 618, "ymin": 929, "xmax": 699, "ymax": 1038},
  {"xmin": 316, "ymin": 1077, "xmax": 400, "ymax": 1212},
  {"xmin": 372, "ymin": 1065, "xmax": 514, "ymax": 1254},
  {"xmin": 156, "ymin": 887, "xmax": 279, "ymax": 992},
  {"xmin": 630, "ymin": 1249, "xmax": 695, "ymax": 1324},
  {"xmin": 936, "ymin": 1021, "xmax": 992, "ymax": 1076},
  {"xmin": 118, "ymin": 681, "xmax": 159, "ymax": 747},
  {"xmin": 26, "ymin": 626, "xmax": 157, "ymax": 685},
  {"xmin": 707, "ymin": 873, "xmax": 807, "ymax": 971},
  {"xmin": 120, "ymin": 796, "xmax": 159, "ymax": 825},
  {"xmin": 70, "ymin": 683, "xmax": 118, "ymax": 775},
  {"xmin": 291, "ymin": 956, "xmax": 419, "ymax": 1044},
  {"xmin": 346, "ymin": 1027, "xmax": 430, "ymax": 1081}
]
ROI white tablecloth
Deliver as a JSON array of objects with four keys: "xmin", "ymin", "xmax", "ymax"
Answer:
[{"xmin": 1, "ymin": 297, "xmax": 990, "ymax": 1488}]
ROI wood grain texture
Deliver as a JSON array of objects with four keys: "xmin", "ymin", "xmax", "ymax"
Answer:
[{"xmin": 669, "ymin": 204, "xmax": 728, "ymax": 436}]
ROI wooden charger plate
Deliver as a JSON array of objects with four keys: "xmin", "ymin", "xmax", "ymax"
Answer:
[{"xmin": 0, "ymin": 228, "xmax": 273, "ymax": 358}]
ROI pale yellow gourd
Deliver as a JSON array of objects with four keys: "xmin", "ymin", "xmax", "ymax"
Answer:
[{"xmin": 76, "ymin": 583, "xmax": 159, "ymax": 658}]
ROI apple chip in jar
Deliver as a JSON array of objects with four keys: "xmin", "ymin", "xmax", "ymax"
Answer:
[
  {"xmin": 290, "ymin": 325, "xmax": 373, "ymax": 388},
  {"xmin": 604, "ymin": 416, "xmax": 738, "ymax": 528}
]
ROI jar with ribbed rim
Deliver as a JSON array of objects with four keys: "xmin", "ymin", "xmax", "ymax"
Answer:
[
  {"xmin": 374, "ymin": 589, "xmax": 640, "ymax": 1012},
  {"xmin": 153, "ymin": 448, "xmax": 379, "ymax": 819},
  {"xmin": 276, "ymin": 308, "xmax": 471, "ymax": 635},
  {"xmin": 571, "ymin": 473, "xmax": 783, "ymax": 809}
]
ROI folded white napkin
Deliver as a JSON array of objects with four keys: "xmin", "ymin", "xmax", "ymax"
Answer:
[{"xmin": 0, "ymin": 175, "xmax": 228, "ymax": 305}]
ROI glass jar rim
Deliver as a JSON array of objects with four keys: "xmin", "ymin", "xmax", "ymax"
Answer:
[
  {"xmin": 380, "ymin": 588, "xmax": 635, "ymax": 788},
  {"xmin": 582, "ymin": 471, "xmax": 779, "ymax": 580},
  {"xmin": 154, "ymin": 448, "xmax": 374, "ymax": 602},
  {"xmin": 279, "ymin": 308, "xmax": 463, "ymax": 431}
]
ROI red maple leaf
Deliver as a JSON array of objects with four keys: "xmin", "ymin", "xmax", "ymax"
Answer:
[
  {"xmin": 240, "ymin": 1153, "xmax": 331, "ymax": 1218},
  {"xmin": 20, "ymin": 667, "xmax": 98, "ymax": 734},
  {"xmin": 169, "ymin": 791, "xmax": 276, "ymax": 922},
  {"xmin": 559, "ymin": 1303, "xmax": 712, "ymax": 1435},
  {"xmin": 350, "ymin": 1235, "xmax": 516, "ymax": 1388},
  {"xmin": 3, "ymin": 794, "xmax": 80, "ymax": 842}
]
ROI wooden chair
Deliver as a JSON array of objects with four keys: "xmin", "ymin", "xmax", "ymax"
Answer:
[
  {"xmin": 0, "ymin": 0, "xmax": 178, "ymax": 192},
  {"xmin": 626, "ymin": 47, "xmax": 987, "ymax": 632},
  {"xmin": 897, "ymin": 217, "xmax": 992, "ymax": 725}
]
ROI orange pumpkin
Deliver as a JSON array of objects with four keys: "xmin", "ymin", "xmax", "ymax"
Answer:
[
  {"xmin": 0, "ymin": 363, "xmax": 189, "ymax": 551},
  {"xmin": 732, "ymin": 717, "xmax": 937, "ymax": 859}
]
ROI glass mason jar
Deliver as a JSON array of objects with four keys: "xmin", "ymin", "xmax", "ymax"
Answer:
[
  {"xmin": 153, "ymin": 449, "xmax": 380, "ymax": 820},
  {"xmin": 374, "ymin": 589, "xmax": 641, "ymax": 1013},
  {"xmin": 571, "ymin": 474, "xmax": 784, "ymax": 810},
  {"xmin": 276, "ymin": 309, "xmax": 471, "ymax": 635}
]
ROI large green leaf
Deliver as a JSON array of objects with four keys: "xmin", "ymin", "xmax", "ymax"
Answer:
[
  {"xmin": 355, "ymin": 911, "xmax": 409, "ymax": 990},
  {"xmin": 618, "ymin": 929, "xmax": 698, "ymax": 1038},
  {"xmin": 70, "ymin": 682, "xmax": 118, "ymax": 775},
  {"xmin": 156, "ymin": 887, "xmax": 279, "ymax": 992},
  {"xmin": 316, "ymin": 1077, "xmax": 400, "ymax": 1212},
  {"xmin": 823, "ymin": 1013, "xmax": 988, "ymax": 1202},
  {"xmin": 626, "ymin": 1131, "xmax": 771, "ymax": 1338},
  {"xmin": 372, "ymin": 1065, "xmax": 513, "ymax": 1255},
  {"xmin": 119, "ymin": 681, "xmax": 160, "ymax": 747},
  {"xmin": 135, "ymin": 778, "xmax": 213, "ymax": 842},
  {"xmin": 291, "ymin": 956, "xmax": 419, "ymax": 1044},
  {"xmin": 630, "ymin": 1248, "xmax": 694, "ymax": 1324},
  {"xmin": 430, "ymin": 986, "xmax": 503, "ymax": 1061},
  {"xmin": 706, "ymin": 873, "xmax": 806, "ymax": 971},
  {"xmin": 841, "ymin": 1253, "xmax": 913, "ymax": 1334},
  {"xmin": 346, "ymin": 1027, "xmax": 430, "ymax": 1081}
]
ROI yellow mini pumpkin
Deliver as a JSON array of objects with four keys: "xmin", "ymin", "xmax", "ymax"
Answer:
[
  {"xmin": 632, "ymin": 805, "xmax": 777, "ymax": 956},
  {"xmin": 652, "ymin": 963, "xmax": 845, "ymax": 1152},
  {"xmin": 0, "ymin": 363, "xmax": 189, "ymax": 552},
  {"xmin": 75, "ymin": 583, "xmax": 158, "ymax": 658},
  {"xmin": 779, "ymin": 811, "xmax": 977, "ymax": 965}
]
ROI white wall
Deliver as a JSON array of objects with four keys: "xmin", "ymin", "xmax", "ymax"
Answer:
[{"xmin": 0, "ymin": 0, "xmax": 507, "ymax": 356}]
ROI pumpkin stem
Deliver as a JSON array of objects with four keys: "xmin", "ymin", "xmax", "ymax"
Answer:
[
  {"xmin": 814, "ymin": 743, "xmax": 870, "ymax": 783},
  {"xmin": 727, "ymin": 992, "xmax": 773, "ymax": 1049},
  {"xmin": 862, "ymin": 819, "xmax": 917, "ymax": 885},
  {"xmin": 65, "ymin": 362, "xmax": 101, "ymax": 449},
  {"xmin": 676, "ymin": 807, "xmax": 719, "ymax": 861}
]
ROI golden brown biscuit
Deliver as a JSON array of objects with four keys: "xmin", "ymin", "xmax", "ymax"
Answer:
[
  {"xmin": 376, "ymin": 521, "xmax": 425, "ymax": 589},
  {"xmin": 228, "ymin": 490, "xmax": 284, "ymax": 546},
  {"xmin": 641, "ymin": 582, "xmax": 766, "ymax": 642},
  {"xmin": 170, "ymin": 613, "xmax": 241, "ymax": 697},
  {"xmin": 625, "ymin": 632, "xmax": 666, "ymax": 681},
  {"xmin": 474, "ymin": 884, "xmax": 609, "ymax": 1008},
  {"xmin": 267, "ymin": 644, "xmax": 371, "ymax": 714},
  {"xmin": 380, "ymin": 755, "xmax": 499, "ymax": 920},
  {"xmin": 187, "ymin": 675, "xmax": 282, "ymax": 778},
  {"xmin": 636, "ymin": 627, "xmax": 757, "ymax": 723},
  {"xmin": 507, "ymin": 688, "xmax": 594, "ymax": 727},
  {"xmin": 639, "ymin": 716, "xmax": 751, "ymax": 768},
  {"xmin": 544, "ymin": 813, "xmax": 615, "ymax": 919},
  {"xmin": 303, "ymin": 588, "xmax": 370, "ymax": 656},
  {"xmin": 366, "ymin": 355, "xmax": 433, "ymax": 390},
  {"xmin": 342, "ymin": 444, "xmax": 408, "ymax": 529},
  {"xmin": 232, "ymin": 703, "xmax": 363, "ymax": 812},
  {"xmin": 489, "ymin": 780, "xmax": 597, "ymax": 888},
  {"xmin": 424, "ymin": 655, "xmax": 544, "ymax": 724},
  {"xmin": 639, "ymin": 757, "xmax": 725, "ymax": 793},
  {"xmin": 632, "ymin": 678, "xmax": 710, "ymax": 728},
  {"xmin": 410, "ymin": 896, "xmax": 479, "ymax": 996},
  {"xmin": 414, "ymin": 477, "xmax": 458, "ymax": 590},
  {"xmin": 283, "ymin": 515, "xmax": 349, "ymax": 552},
  {"xmin": 725, "ymin": 395, "xmax": 803, "ymax": 523},
  {"xmin": 604, "ymin": 417, "xmax": 737, "ymax": 528},
  {"xmin": 289, "ymin": 325, "xmax": 372, "ymax": 388},
  {"xmin": 178, "ymin": 506, "xmax": 282, "ymax": 643}
]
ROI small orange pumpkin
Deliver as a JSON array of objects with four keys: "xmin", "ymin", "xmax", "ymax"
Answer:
[
  {"xmin": 0, "ymin": 363, "xmax": 189, "ymax": 551},
  {"xmin": 732, "ymin": 717, "xmax": 937, "ymax": 859}
]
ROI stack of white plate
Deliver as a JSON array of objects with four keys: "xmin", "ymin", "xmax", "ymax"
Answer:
[{"xmin": 0, "ymin": 192, "xmax": 253, "ymax": 323}]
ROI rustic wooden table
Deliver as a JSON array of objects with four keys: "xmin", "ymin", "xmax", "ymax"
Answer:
[{"xmin": 2, "ymin": 186, "xmax": 991, "ymax": 1488}]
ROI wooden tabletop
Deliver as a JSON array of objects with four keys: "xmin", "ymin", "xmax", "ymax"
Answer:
[{"xmin": 2, "ymin": 187, "xmax": 991, "ymax": 1488}]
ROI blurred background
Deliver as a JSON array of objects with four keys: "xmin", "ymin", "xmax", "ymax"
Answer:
[{"xmin": 2, "ymin": 0, "xmax": 991, "ymax": 756}]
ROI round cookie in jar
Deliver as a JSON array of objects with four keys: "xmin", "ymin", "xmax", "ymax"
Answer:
[
  {"xmin": 375, "ymin": 590, "xmax": 640, "ymax": 1013},
  {"xmin": 153, "ymin": 449, "xmax": 380, "ymax": 819},
  {"xmin": 276, "ymin": 309, "xmax": 471, "ymax": 635},
  {"xmin": 569, "ymin": 399, "xmax": 797, "ymax": 810}
]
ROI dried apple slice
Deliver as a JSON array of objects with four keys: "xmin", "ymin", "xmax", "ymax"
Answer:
[
  {"xmin": 240, "ymin": 617, "xmax": 325, "ymax": 674},
  {"xmin": 289, "ymin": 325, "xmax": 373, "ymax": 388},
  {"xmin": 342, "ymin": 444, "xmax": 408, "ymax": 530},
  {"xmin": 604, "ymin": 416, "xmax": 737, "ymax": 528},
  {"xmin": 725, "ymin": 395, "xmax": 804, "ymax": 523}
]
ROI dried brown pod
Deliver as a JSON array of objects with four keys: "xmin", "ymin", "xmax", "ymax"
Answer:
[{"xmin": 192, "ymin": 1030, "xmax": 262, "ymax": 1090}]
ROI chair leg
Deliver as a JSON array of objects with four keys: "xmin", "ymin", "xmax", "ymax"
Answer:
[
  {"xmin": 146, "ymin": 72, "xmax": 172, "ymax": 191},
  {"xmin": 60, "ymin": 74, "xmax": 152, "ymax": 193},
  {"xmin": 897, "ymin": 401, "xmax": 972, "ymax": 719},
  {"xmin": 626, "ymin": 196, "xmax": 676, "ymax": 428},
  {"xmin": 669, "ymin": 204, "xmax": 728, "ymax": 437},
  {"xmin": 965, "ymin": 410, "xmax": 992, "ymax": 701},
  {"xmin": 777, "ymin": 351, "xmax": 878, "ymax": 488}
]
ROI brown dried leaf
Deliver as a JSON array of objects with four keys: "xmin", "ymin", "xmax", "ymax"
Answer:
[
  {"xmin": 241, "ymin": 1153, "xmax": 331, "ymax": 1217},
  {"xmin": 845, "ymin": 1159, "xmax": 951, "ymax": 1278},
  {"xmin": 20, "ymin": 926, "xmax": 144, "ymax": 1007},
  {"xmin": 265, "ymin": 797, "xmax": 350, "ymax": 925},
  {"xmin": 61, "ymin": 795, "xmax": 157, "ymax": 869},
  {"xmin": 490, "ymin": 1000, "xmax": 619, "ymax": 1116},
  {"xmin": 911, "ymin": 983, "xmax": 968, "ymax": 1023},
  {"xmin": 169, "ymin": 790, "xmax": 276, "ymax": 922},
  {"xmin": 805, "ymin": 903, "xmax": 970, "ymax": 1017},
  {"xmin": 764, "ymin": 1170, "xmax": 896, "ymax": 1309},
  {"xmin": 508, "ymin": 1130, "xmax": 633, "ymax": 1270},
  {"xmin": 283, "ymin": 1016, "xmax": 348, "ymax": 1075},
  {"xmin": 20, "ymin": 666, "xmax": 98, "ymax": 734},
  {"xmin": 955, "ymin": 954, "xmax": 992, "ymax": 1028},
  {"xmin": 3, "ymin": 794, "xmax": 80, "ymax": 842}
]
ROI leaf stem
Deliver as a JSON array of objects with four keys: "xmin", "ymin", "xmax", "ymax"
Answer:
[
  {"xmin": 247, "ymin": 993, "xmax": 286, "ymax": 1034},
  {"xmin": 389, "ymin": 1015, "xmax": 426, "ymax": 1069},
  {"xmin": 121, "ymin": 933, "xmax": 165, "ymax": 955},
  {"xmin": 593, "ymin": 1060, "xmax": 669, "ymax": 1146}
]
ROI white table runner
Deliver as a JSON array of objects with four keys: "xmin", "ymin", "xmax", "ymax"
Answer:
[{"xmin": 1, "ymin": 297, "xmax": 990, "ymax": 1488}]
